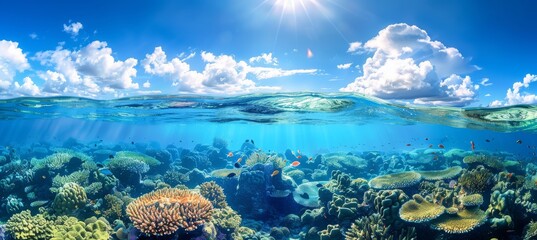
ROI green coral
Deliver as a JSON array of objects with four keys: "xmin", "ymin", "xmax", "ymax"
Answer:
[
  {"xmin": 458, "ymin": 166, "xmax": 494, "ymax": 194},
  {"xmin": 53, "ymin": 182, "xmax": 88, "ymax": 215},
  {"xmin": 525, "ymin": 221, "xmax": 537, "ymax": 240},
  {"xmin": 52, "ymin": 170, "xmax": 90, "ymax": 189},
  {"xmin": 211, "ymin": 206, "xmax": 242, "ymax": 232},
  {"xmin": 32, "ymin": 150, "xmax": 92, "ymax": 171},
  {"xmin": 319, "ymin": 224, "xmax": 343, "ymax": 240},
  {"xmin": 102, "ymin": 194, "xmax": 125, "ymax": 221},
  {"xmin": 115, "ymin": 151, "xmax": 161, "ymax": 167},
  {"xmin": 231, "ymin": 227, "xmax": 257, "ymax": 240},
  {"xmin": 245, "ymin": 151, "xmax": 285, "ymax": 169},
  {"xmin": 51, "ymin": 217, "xmax": 111, "ymax": 240},
  {"xmin": 199, "ymin": 181, "xmax": 228, "ymax": 208},
  {"xmin": 6, "ymin": 210, "xmax": 55, "ymax": 240},
  {"xmin": 369, "ymin": 171, "xmax": 422, "ymax": 190},
  {"xmin": 463, "ymin": 154, "xmax": 504, "ymax": 171},
  {"xmin": 163, "ymin": 170, "xmax": 189, "ymax": 186}
]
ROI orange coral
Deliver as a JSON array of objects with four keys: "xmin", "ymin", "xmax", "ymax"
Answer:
[{"xmin": 126, "ymin": 188, "xmax": 213, "ymax": 236}]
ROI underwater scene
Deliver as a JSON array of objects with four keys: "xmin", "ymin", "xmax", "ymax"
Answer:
[{"xmin": 0, "ymin": 93, "xmax": 536, "ymax": 240}]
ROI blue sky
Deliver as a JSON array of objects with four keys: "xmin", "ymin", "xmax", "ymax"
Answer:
[{"xmin": 0, "ymin": 0, "xmax": 536, "ymax": 107}]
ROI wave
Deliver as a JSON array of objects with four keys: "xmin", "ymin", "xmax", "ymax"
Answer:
[{"xmin": 0, "ymin": 93, "xmax": 536, "ymax": 132}]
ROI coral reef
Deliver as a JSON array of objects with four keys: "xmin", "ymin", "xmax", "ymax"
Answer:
[
  {"xmin": 369, "ymin": 171, "xmax": 422, "ymax": 189},
  {"xmin": 345, "ymin": 213, "xmax": 417, "ymax": 240},
  {"xmin": 429, "ymin": 208, "xmax": 487, "ymax": 234},
  {"xmin": 52, "ymin": 182, "xmax": 88, "ymax": 215},
  {"xmin": 199, "ymin": 181, "xmax": 228, "ymax": 208},
  {"xmin": 418, "ymin": 166, "xmax": 462, "ymax": 181},
  {"xmin": 399, "ymin": 194, "xmax": 445, "ymax": 223},
  {"xmin": 458, "ymin": 166, "xmax": 494, "ymax": 194},
  {"xmin": 126, "ymin": 188, "xmax": 213, "ymax": 235},
  {"xmin": 5, "ymin": 210, "xmax": 55, "ymax": 240},
  {"xmin": 211, "ymin": 206, "xmax": 242, "ymax": 232}
]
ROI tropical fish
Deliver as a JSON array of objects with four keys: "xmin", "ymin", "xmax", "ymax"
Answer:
[
  {"xmin": 227, "ymin": 152, "xmax": 234, "ymax": 157},
  {"xmin": 300, "ymin": 192, "xmax": 310, "ymax": 199},
  {"xmin": 428, "ymin": 144, "xmax": 433, "ymax": 148},
  {"xmin": 516, "ymin": 140, "xmax": 523, "ymax": 144},
  {"xmin": 96, "ymin": 163, "xmax": 104, "ymax": 168},
  {"xmin": 438, "ymin": 144, "xmax": 445, "ymax": 149},
  {"xmin": 425, "ymin": 138, "xmax": 429, "ymax": 141},
  {"xmin": 296, "ymin": 155, "xmax": 302, "ymax": 159},
  {"xmin": 297, "ymin": 149, "xmax": 301, "ymax": 154},
  {"xmin": 227, "ymin": 172, "xmax": 237, "ymax": 178},
  {"xmin": 406, "ymin": 143, "xmax": 411, "ymax": 146},
  {"xmin": 271, "ymin": 170, "xmax": 280, "ymax": 177},
  {"xmin": 234, "ymin": 162, "xmax": 241, "ymax": 168},
  {"xmin": 99, "ymin": 168, "xmax": 113, "ymax": 176},
  {"xmin": 251, "ymin": 139, "xmax": 255, "ymax": 145},
  {"xmin": 236, "ymin": 157, "xmax": 243, "ymax": 164},
  {"xmin": 291, "ymin": 161, "xmax": 300, "ymax": 167},
  {"xmin": 485, "ymin": 139, "xmax": 491, "ymax": 142},
  {"xmin": 470, "ymin": 141, "xmax": 475, "ymax": 151},
  {"xmin": 308, "ymin": 157, "xmax": 313, "ymax": 161}
]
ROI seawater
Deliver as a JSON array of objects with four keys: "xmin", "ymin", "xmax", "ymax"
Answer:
[{"xmin": 0, "ymin": 93, "xmax": 536, "ymax": 240}]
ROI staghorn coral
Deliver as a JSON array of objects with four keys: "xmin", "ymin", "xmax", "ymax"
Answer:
[
  {"xmin": 369, "ymin": 171, "xmax": 422, "ymax": 190},
  {"xmin": 399, "ymin": 194, "xmax": 445, "ymax": 223},
  {"xmin": 345, "ymin": 213, "xmax": 417, "ymax": 240},
  {"xmin": 418, "ymin": 166, "xmax": 462, "ymax": 181},
  {"xmin": 458, "ymin": 166, "xmax": 494, "ymax": 194},
  {"xmin": 199, "ymin": 181, "xmax": 228, "ymax": 208},
  {"xmin": 211, "ymin": 206, "xmax": 242, "ymax": 232},
  {"xmin": 430, "ymin": 208, "xmax": 487, "ymax": 234},
  {"xmin": 51, "ymin": 170, "xmax": 90, "ymax": 189},
  {"xmin": 6, "ymin": 210, "xmax": 55, "ymax": 240},
  {"xmin": 53, "ymin": 182, "xmax": 88, "ymax": 215},
  {"xmin": 126, "ymin": 188, "xmax": 213, "ymax": 235}
]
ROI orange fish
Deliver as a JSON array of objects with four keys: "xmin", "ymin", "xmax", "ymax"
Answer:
[
  {"xmin": 507, "ymin": 172, "xmax": 513, "ymax": 179},
  {"xmin": 271, "ymin": 170, "xmax": 280, "ymax": 177},
  {"xmin": 291, "ymin": 161, "xmax": 300, "ymax": 167},
  {"xmin": 438, "ymin": 144, "xmax": 445, "ymax": 149},
  {"xmin": 470, "ymin": 141, "xmax": 475, "ymax": 151},
  {"xmin": 236, "ymin": 157, "xmax": 242, "ymax": 164},
  {"xmin": 297, "ymin": 155, "xmax": 302, "ymax": 159},
  {"xmin": 227, "ymin": 152, "xmax": 233, "ymax": 157}
]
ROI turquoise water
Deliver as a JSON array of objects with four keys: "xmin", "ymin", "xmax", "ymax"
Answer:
[{"xmin": 1, "ymin": 93, "xmax": 537, "ymax": 239}]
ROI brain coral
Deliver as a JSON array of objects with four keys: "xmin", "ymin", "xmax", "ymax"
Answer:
[
  {"xmin": 418, "ymin": 166, "xmax": 462, "ymax": 181},
  {"xmin": 51, "ymin": 217, "xmax": 111, "ymax": 240},
  {"xmin": 53, "ymin": 182, "xmax": 88, "ymax": 215},
  {"xmin": 369, "ymin": 171, "xmax": 422, "ymax": 189},
  {"xmin": 199, "ymin": 181, "xmax": 228, "ymax": 208},
  {"xmin": 6, "ymin": 210, "xmax": 55, "ymax": 240},
  {"xmin": 399, "ymin": 194, "xmax": 445, "ymax": 223},
  {"xmin": 430, "ymin": 208, "xmax": 487, "ymax": 234},
  {"xmin": 126, "ymin": 188, "xmax": 213, "ymax": 236}
]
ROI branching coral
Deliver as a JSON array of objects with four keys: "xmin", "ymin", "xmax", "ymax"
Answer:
[
  {"xmin": 458, "ymin": 167, "xmax": 494, "ymax": 194},
  {"xmin": 345, "ymin": 213, "xmax": 416, "ymax": 240},
  {"xmin": 199, "ymin": 181, "xmax": 228, "ymax": 208},
  {"xmin": 126, "ymin": 188, "xmax": 213, "ymax": 235},
  {"xmin": 211, "ymin": 206, "xmax": 242, "ymax": 232},
  {"xmin": 245, "ymin": 151, "xmax": 285, "ymax": 169}
]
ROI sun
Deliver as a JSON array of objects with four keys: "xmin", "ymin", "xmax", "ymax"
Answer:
[{"xmin": 271, "ymin": 0, "xmax": 320, "ymax": 20}]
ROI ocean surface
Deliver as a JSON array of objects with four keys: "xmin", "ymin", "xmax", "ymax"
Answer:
[{"xmin": 0, "ymin": 93, "xmax": 536, "ymax": 240}]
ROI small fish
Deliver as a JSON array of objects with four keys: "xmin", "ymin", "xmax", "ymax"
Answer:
[
  {"xmin": 251, "ymin": 139, "xmax": 255, "ymax": 145},
  {"xmin": 108, "ymin": 155, "xmax": 114, "ymax": 159},
  {"xmin": 406, "ymin": 143, "xmax": 411, "ymax": 146},
  {"xmin": 428, "ymin": 144, "xmax": 433, "ymax": 148},
  {"xmin": 516, "ymin": 139, "xmax": 523, "ymax": 144},
  {"xmin": 245, "ymin": 139, "xmax": 249, "ymax": 143},
  {"xmin": 227, "ymin": 152, "xmax": 234, "ymax": 157},
  {"xmin": 234, "ymin": 162, "xmax": 241, "ymax": 168},
  {"xmin": 271, "ymin": 170, "xmax": 280, "ymax": 177},
  {"xmin": 425, "ymin": 138, "xmax": 429, "ymax": 141},
  {"xmin": 470, "ymin": 141, "xmax": 475, "ymax": 151},
  {"xmin": 438, "ymin": 144, "xmax": 445, "ymax": 149},
  {"xmin": 507, "ymin": 172, "xmax": 513, "ymax": 179},
  {"xmin": 485, "ymin": 139, "xmax": 491, "ymax": 142},
  {"xmin": 291, "ymin": 161, "xmax": 300, "ymax": 167},
  {"xmin": 297, "ymin": 155, "xmax": 302, "ymax": 159},
  {"xmin": 131, "ymin": 141, "xmax": 134, "ymax": 144},
  {"xmin": 236, "ymin": 157, "xmax": 243, "ymax": 164},
  {"xmin": 297, "ymin": 149, "xmax": 301, "ymax": 154},
  {"xmin": 308, "ymin": 157, "xmax": 313, "ymax": 161},
  {"xmin": 96, "ymin": 163, "xmax": 104, "ymax": 168},
  {"xmin": 316, "ymin": 183, "xmax": 323, "ymax": 187},
  {"xmin": 300, "ymin": 192, "xmax": 310, "ymax": 199},
  {"xmin": 99, "ymin": 168, "xmax": 113, "ymax": 176},
  {"xmin": 227, "ymin": 172, "xmax": 237, "ymax": 178}
]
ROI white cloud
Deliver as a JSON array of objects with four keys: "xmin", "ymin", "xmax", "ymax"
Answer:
[
  {"xmin": 137, "ymin": 90, "xmax": 162, "ymax": 95},
  {"xmin": 480, "ymin": 78, "xmax": 492, "ymax": 86},
  {"xmin": 143, "ymin": 47, "xmax": 317, "ymax": 94},
  {"xmin": 341, "ymin": 23, "xmax": 479, "ymax": 106},
  {"xmin": 490, "ymin": 74, "xmax": 537, "ymax": 106},
  {"xmin": 143, "ymin": 80, "xmax": 151, "ymax": 88},
  {"xmin": 0, "ymin": 40, "xmax": 30, "ymax": 91},
  {"xmin": 29, "ymin": 33, "xmax": 38, "ymax": 39},
  {"xmin": 63, "ymin": 22, "xmax": 84, "ymax": 37},
  {"xmin": 484, "ymin": 93, "xmax": 491, "ymax": 97},
  {"xmin": 337, "ymin": 63, "xmax": 352, "ymax": 69},
  {"xmin": 14, "ymin": 77, "xmax": 41, "ymax": 96},
  {"xmin": 36, "ymin": 41, "xmax": 139, "ymax": 97},
  {"xmin": 249, "ymin": 53, "xmax": 278, "ymax": 65},
  {"xmin": 347, "ymin": 41, "xmax": 363, "ymax": 53}
]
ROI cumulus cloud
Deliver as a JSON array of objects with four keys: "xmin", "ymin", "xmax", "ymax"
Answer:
[
  {"xmin": 337, "ymin": 63, "xmax": 352, "ymax": 69},
  {"xmin": 347, "ymin": 41, "xmax": 363, "ymax": 53},
  {"xmin": 490, "ymin": 74, "xmax": 537, "ymax": 106},
  {"xmin": 36, "ymin": 41, "xmax": 139, "ymax": 97},
  {"xmin": 0, "ymin": 40, "xmax": 30, "ymax": 91},
  {"xmin": 480, "ymin": 78, "xmax": 492, "ymax": 87},
  {"xmin": 249, "ymin": 52, "xmax": 278, "ymax": 65},
  {"xmin": 143, "ymin": 80, "xmax": 151, "ymax": 88},
  {"xmin": 14, "ymin": 77, "xmax": 41, "ymax": 96},
  {"xmin": 63, "ymin": 21, "xmax": 83, "ymax": 37},
  {"xmin": 341, "ymin": 23, "xmax": 479, "ymax": 106},
  {"xmin": 143, "ymin": 47, "xmax": 316, "ymax": 94}
]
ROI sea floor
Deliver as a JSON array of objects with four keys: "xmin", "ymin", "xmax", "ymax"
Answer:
[{"xmin": 1, "ymin": 138, "xmax": 537, "ymax": 240}]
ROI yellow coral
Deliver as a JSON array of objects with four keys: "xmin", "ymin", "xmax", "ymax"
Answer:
[
  {"xmin": 460, "ymin": 193, "xmax": 484, "ymax": 207},
  {"xmin": 126, "ymin": 188, "xmax": 213, "ymax": 235},
  {"xmin": 53, "ymin": 182, "xmax": 88, "ymax": 215},
  {"xmin": 6, "ymin": 210, "xmax": 55, "ymax": 240},
  {"xmin": 211, "ymin": 206, "xmax": 242, "ymax": 231},
  {"xmin": 369, "ymin": 171, "xmax": 422, "ymax": 189},
  {"xmin": 199, "ymin": 181, "xmax": 228, "ymax": 208},
  {"xmin": 430, "ymin": 208, "xmax": 487, "ymax": 234},
  {"xmin": 399, "ymin": 194, "xmax": 445, "ymax": 223}
]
